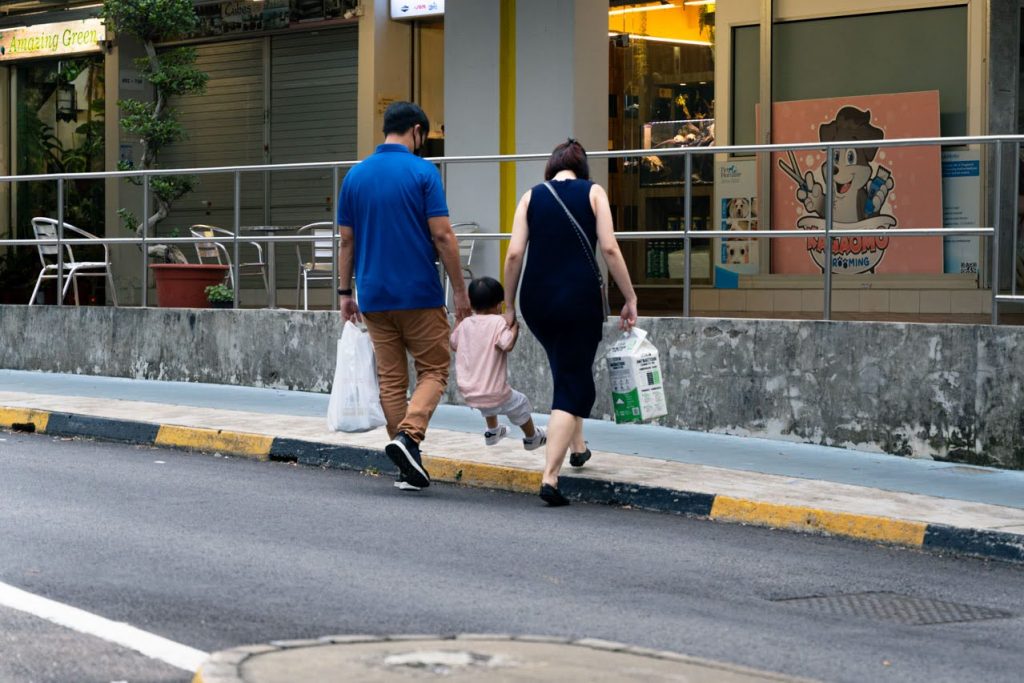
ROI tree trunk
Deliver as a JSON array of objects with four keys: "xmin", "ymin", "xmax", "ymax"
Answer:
[{"xmin": 134, "ymin": 198, "xmax": 187, "ymax": 264}]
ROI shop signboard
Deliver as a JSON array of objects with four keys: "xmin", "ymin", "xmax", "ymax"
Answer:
[
  {"xmin": 391, "ymin": 0, "xmax": 445, "ymax": 21},
  {"xmin": 0, "ymin": 19, "xmax": 106, "ymax": 62},
  {"xmin": 713, "ymin": 158, "xmax": 759, "ymax": 287},
  {"xmin": 769, "ymin": 91, "xmax": 943, "ymax": 275},
  {"xmin": 941, "ymin": 150, "xmax": 981, "ymax": 275}
]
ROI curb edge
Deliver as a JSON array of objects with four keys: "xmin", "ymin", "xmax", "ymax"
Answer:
[{"xmin": 2, "ymin": 405, "xmax": 1021, "ymax": 565}]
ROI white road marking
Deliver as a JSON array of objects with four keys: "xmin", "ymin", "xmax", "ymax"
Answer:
[{"xmin": 0, "ymin": 580, "xmax": 208, "ymax": 672}]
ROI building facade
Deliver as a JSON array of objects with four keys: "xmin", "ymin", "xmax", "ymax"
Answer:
[{"xmin": 1, "ymin": 1, "xmax": 1022, "ymax": 320}]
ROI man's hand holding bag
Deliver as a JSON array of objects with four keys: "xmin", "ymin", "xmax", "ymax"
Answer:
[{"xmin": 327, "ymin": 321, "xmax": 386, "ymax": 432}]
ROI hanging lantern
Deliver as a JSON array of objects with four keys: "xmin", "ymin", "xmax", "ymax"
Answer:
[{"xmin": 56, "ymin": 83, "xmax": 78, "ymax": 122}]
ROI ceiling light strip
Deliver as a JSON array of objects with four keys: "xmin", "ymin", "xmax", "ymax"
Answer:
[
  {"xmin": 608, "ymin": 4, "xmax": 679, "ymax": 16},
  {"xmin": 608, "ymin": 32, "xmax": 713, "ymax": 47}
]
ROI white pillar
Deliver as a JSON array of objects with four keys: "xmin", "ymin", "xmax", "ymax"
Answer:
[
  {"xmin": 515, "ymin": 0, "xmax": 608, "ymax": 195},
  {"xmin": 445, "ymin": 0, "xmax": 608, "ymax": 280},
  {"xmin": 357, "ymin": 0, "xmax": 413, "ymax": 158},
  {"xmin": 444, "ymin": 0, "xmax": 502, "ymax": 279}
]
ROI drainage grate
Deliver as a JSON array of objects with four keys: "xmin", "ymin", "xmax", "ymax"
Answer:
[{"xmin": 772, "ymin": 591, "xmax": 1014, "ymax": 626}]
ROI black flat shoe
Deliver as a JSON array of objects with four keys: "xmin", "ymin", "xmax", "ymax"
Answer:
[
  {"xmin": 539, "ymin": 483, "xmax": 570, "ymax": 507},
  {"xmin": 569, "ymin": 448, "xmax": 592, "ymax": 468}
]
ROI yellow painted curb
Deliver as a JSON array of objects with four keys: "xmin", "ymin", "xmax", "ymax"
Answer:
[
  {"xmin": 422, "ymin": 456, "xmax": 542, "ymax": 494},
  {"xmin": 710, "ymin": 496, "xmax": 928, "ymax": 546},
  {"xmin": 0, "ymin": 406, "xmax": 50, "ymax": 432},
  {"xmin": 155, "ymin": 425, "xmax": 273, "ymax": 460}
]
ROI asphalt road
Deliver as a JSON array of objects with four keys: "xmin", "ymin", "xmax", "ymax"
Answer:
[{"xmin": 2, "ymin": 430, "xmax": 1023, "ymax": 683}]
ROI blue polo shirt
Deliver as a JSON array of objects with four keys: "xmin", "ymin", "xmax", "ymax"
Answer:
[{"xmin": 337, "ymin": 144, "xmax": 449, "ymax": 312}]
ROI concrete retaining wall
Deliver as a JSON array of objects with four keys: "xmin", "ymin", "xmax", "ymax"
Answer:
[{"xmin": 1, "ymin": 305, "xmax": 1021, "ymax": 469}]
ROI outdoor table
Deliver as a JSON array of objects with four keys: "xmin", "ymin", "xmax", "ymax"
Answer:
[{"xmin": 240, "ymin": 225, "xmax": 296, "ymax": 308}]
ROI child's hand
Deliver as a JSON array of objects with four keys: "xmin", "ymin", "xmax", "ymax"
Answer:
[{"xmin": 497, "ymin": 316, "xmax": 519, "ymax": 352}]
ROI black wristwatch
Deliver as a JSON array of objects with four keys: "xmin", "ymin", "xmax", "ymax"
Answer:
[{"xmin": 337, "ymin": 288, "xmax": 353, "ymax": 296}]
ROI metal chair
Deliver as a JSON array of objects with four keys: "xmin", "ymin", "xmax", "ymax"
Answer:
[
  {"xmin": 190, "ymin": 225, "xmax": 270, "ymax": 300},
  {"xmin": 446, "ymin": 221, "xmax": 478, "ymax": 304},
  {"xmin": 29, "ymin": 217, "xmax": 117, "ymax": 306},
  {"xmin": 294, "ymin": 221, "xmax": 335, "ymax": 310}
]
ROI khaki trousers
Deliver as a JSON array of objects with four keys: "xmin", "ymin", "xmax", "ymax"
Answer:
[{"xmin": 363, "ymin": 307, "xmax": 451, "ymax": 443}]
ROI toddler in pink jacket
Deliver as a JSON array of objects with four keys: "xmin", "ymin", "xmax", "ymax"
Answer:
[{"xmin": 450, "ymin": 277, "xmax": 546, "ymax": 449}]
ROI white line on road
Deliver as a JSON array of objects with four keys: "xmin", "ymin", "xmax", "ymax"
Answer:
[{"xmin": 0, "ymin": 580, "xmax": 208, "ymax": 672}]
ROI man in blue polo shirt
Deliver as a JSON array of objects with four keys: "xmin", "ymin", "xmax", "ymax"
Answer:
[{"xmin": 337, "ymin": 102, "xmax": 471, "ymax": 493}]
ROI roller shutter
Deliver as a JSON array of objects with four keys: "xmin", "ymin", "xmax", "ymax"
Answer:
[
  {"xmin": 159, "ymin": 28, "xmax": 357, "ymax": 296},
  {"xmin": 160, "ymin": 39, "xmax": 267, "ymax": 234},
  {"xmin": 268, "ymin": 27, "xmax": 358, "ymax": 291}
]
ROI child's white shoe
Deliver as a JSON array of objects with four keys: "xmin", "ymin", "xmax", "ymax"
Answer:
[
  {"xmin": 523, "ymin": 427, "xmax": 547, "ymax": 451},
  {"xmin": 484, "ymin": 425, "xmax": 509, "ymax": 446}
]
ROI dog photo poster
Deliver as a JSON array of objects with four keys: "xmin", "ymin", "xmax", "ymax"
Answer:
[
  {"xmin": 713, "ymin": 158, "xmax": 759, "ymax": 286},
  {"xmin": 770, "ymin": 91, "xmax": 943, "ymax": 275}
]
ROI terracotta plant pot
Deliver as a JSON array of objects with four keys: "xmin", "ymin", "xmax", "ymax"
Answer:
[{"xmin": 150, "ymin": 263, "xmax": 230, "ymax": 308}]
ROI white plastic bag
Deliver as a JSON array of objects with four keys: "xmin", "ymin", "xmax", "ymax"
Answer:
[{"xmin": 326, "ymin": 321, "xmax": 386, "ymax": 432}]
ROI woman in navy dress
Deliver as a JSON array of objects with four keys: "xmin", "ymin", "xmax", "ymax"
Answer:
[{"xmin": 503, "ymin": 139, "xmax": 638, "ymax": 506}]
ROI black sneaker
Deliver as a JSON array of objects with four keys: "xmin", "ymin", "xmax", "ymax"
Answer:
[
  {"xmin": 569, "ymin": 448, "xmax": 592, "ymax": 468},
  {"xmin": 385, "ymin": 432, "xmax": 430, "ymax": 489}
]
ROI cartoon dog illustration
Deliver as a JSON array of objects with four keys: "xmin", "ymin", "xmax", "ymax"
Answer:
[{"xmin": 781, "ymin": 106, "xmax": 895, "ymax": 224}]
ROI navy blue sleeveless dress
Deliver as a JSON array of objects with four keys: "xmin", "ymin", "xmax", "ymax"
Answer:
[{"xmin": 520, "ymin": 179, "xmax": 604, "ymax": 418}]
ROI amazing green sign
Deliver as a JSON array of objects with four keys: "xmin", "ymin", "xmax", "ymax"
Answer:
[{"xmin": 0, "ymin": 19, "xmax": 106, "ymax": 62}]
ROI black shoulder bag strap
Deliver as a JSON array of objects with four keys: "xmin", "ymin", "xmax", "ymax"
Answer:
[{"xmin": 542, "ymin": 181, "xmax": 611, "ymax": 318}]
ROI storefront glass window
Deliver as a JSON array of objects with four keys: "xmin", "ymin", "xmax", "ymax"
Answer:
[
  {"xmin": 609, "ymin": 2, "xmax": 715, "ymax": 293},
  {"xmin": 15, "ymin": 55, "xmax": 105, "ymax": 238},
  {"xmin": 773, "ymin": 7, "xmax": 967, "ymax": 137},
  {"xmin": 731, "ymin": 25, "xmax": 758, "ymax": 147},
  {"xmin": 731, "ymin": 7, "xmax": 967, "ymax": 146}
]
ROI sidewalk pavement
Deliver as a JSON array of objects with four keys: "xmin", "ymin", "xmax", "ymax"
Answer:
[{"xmin": 1, "ymin": 369, "xmax": 1023, "ymax": 568}]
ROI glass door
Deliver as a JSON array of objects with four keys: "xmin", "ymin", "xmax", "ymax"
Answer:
[
  {"xmin": 608, "ymin": 2, "xmax": 716, "ymax": 311},
  {"xmin": 15, "ymin": 55, "xmax": 105, "ymax": 238}
]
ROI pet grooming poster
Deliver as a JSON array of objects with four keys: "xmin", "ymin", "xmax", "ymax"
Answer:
[
  {"xmin": 770, "ymin": 91, "xmax": 943, "ymax": 275},
  {"xmin": 713, "ymin": 158, "xmax": 759, "ymax": 287},
  {"xmin": 941, "ymin": 149, "xmax": 981, "ymax": 276}
]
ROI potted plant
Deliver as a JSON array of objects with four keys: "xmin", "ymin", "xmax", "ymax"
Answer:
[
  {"xmin": 102, "ymin": 0, "xmax": 223, "ymax": 307},
  {"xmin": 205, "ymin": 283, "xmax": 234, "ymax": 309}
]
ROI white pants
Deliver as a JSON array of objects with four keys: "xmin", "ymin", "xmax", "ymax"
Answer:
[{"xmin": 477, "ymin": 389, "xmax": 533, "ymax": 426}]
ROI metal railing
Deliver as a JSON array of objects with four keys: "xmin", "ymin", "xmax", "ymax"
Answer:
[{"xmin": 1, "ymin": 134, "xmax": 1021, "ymax": 323}]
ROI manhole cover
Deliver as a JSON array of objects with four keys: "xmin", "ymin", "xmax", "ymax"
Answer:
[
  {"xmin": 380, "ymin": 649, "xmax": 510, "ymax": 674},
  {"xmin": 772, "ymin": 591, "xmax": 1014, "ymax": 625}
]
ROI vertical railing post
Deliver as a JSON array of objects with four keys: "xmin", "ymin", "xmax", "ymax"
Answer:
[
  {"xmin": 992, "ymin": 140, "xmax": 1002, "ymax": 325},
  {"xmin": 683, "ymin": 151, "xmax": 692, "ymax": 317},
  {"xmin": 233, "ymin": 171, "xmax": 241, "ymax": 309},
  {"xmin": 56, "ymin": 177, "xmax": 65, "ymax": 307},
  {"xmin": 823, "ymin": 146, "xmax": 834, "ymax": 321},
  {"xmin": 332, "ymin": 165, "xmax": 340, "ymax": 312},
  {"xmin": 1013, "ymin": 140, "xmax": 1020, "ymax": 299},
  {"xmin": 141, "ymin": 174, "xmax": 149, "ymax": 308}
]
